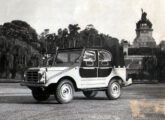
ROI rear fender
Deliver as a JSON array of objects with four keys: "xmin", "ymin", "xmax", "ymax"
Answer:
[{"xmin": 110, "ymin": 76, "xmax": 124, "ymax": 86}]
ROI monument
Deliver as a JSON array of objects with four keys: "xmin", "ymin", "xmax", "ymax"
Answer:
[
  {"xmin": 123, "ymin": 10, "xmax": 158, "ymax": 83},
  {"xmin": 133, "ymin": 9, "xmax": 156, "ymax": 48}
]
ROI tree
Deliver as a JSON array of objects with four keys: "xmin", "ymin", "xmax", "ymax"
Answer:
[
  {"xmin": 62, "ymin": 28, "xmax": 68, "ymax": 48},
  {"xmin": 1, "ymin": 20, "xmax": 38, "ymax": 43},
  {"xmin": 46, "ymin": 33, "xmax": 57, "ymax": 53},
  {"xmin": 155, "ymin": 50, "xmax": 165, "ymax": 82},
  {"xmin": 0, "ymin": 20, "xmax": 40, "ymax": 79},
  {"xmin": 142, "ymin": 56, "xmax": 157, "ymax": 80},
  {"xmin": 79, "ymin": 24, "xmax": 98, "ymax": 47},
  {"xmin": 68, "ymin": 24, "xmax": 80, "ymax": 48}
]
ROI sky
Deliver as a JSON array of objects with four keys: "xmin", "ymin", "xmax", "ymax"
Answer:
[{"xmin": 0, "ymin": 0, "xmax": 165, "ymax": 44}]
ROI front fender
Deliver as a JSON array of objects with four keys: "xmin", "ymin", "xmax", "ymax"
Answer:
[{"xmin": 45, "ymin": 66, "xmax": 81, "ymax": 88}]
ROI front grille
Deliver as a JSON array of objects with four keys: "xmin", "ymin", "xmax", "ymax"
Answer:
[{"xmin": 26, "ymin": 70, "xmax": 39, "ymax": 82}]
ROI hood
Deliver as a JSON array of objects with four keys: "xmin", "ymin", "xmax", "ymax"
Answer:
[
  {"xmin": 47, "ymin": 67, "xmax": 69, "ymax": 71},
  {"xmin": 28, "ymin": 67, "xmax": 45, "ymax": 71},
  {"xmin": 28, "ymin": 63, "xmax": 78, "ymax": 73},
  {"xmin": 28, "ymin": 66, "xmax": 69, "ymax": 72}
]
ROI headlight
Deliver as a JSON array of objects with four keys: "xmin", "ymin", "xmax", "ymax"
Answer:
[
  {"xmin": 23, "ymin": 71, "xmax": 27, "ymax": 81},
  {"xmin": 38, "ymin": 73, "xmax": 43, "ymax": 80}
]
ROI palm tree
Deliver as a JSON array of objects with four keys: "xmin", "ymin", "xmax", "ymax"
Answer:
[
  {"xmin": 62, "ymin": 28, "xmax": 68, "ymax": 48},
  {"xmin": 79, "ymin": 24, "xmax": 98, "ymax": 47},
  {"xmin": 68, "ymin": 24, "xmax": 80, "ymax": 48},
  {"xmin": 57, "ymin": 28, "xmax": 63, "ymax": 48}
]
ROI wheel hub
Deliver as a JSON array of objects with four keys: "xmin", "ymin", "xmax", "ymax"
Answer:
[
  {"xmin": 111, "ymin": 82, "xmax": 120, "ymax": 98},
  {"xmin": 60, "ymin": 84, "xmax": 72, "ymax": 100}
]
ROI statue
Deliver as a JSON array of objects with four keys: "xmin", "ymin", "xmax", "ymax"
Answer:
[
  {"xmin": 141, "ymin": 9, "xmax": 147, "ymax": 21},
  {"xmin": 136, "ymin": 9, "xmax": 152, "ymax": 29}
]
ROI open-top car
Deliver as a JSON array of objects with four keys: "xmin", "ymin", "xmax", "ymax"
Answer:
[{"xmin": 21, "ymin": 47, "xmax": 132, "ymax": 104}]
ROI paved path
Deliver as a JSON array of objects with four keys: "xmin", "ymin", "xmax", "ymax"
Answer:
[{"xmin": 0, "ymin": 83, "xmax": 165, "ymax": 120}]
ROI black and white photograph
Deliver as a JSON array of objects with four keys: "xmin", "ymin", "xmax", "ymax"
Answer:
[{"xmin": 0, "ymin": 0, "xmax": 165, "ymax": 120}]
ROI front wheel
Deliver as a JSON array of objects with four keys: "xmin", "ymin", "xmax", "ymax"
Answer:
[
  {"xmin": 83, "ymin": 91, "xmax": 98, "ymax": 99},
  {"xmin": 32, "ymin": 88, "xmax": 50, "ymax": 101},
  {"xmin": 55, "ymin": 80, "xmax": 74, "ymax": 104},
  {"xmin": 106, "ymin": 79, "xmax": 121, "ymax": 100}
]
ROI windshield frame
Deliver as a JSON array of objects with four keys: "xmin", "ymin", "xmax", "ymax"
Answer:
[{"xmin": 53, "ymin": 49, "xmax": 83, "ymax": 66}]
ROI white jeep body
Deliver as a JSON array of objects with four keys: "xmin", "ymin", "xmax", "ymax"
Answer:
[
  {"xmin": 22, "ymin": 66, "xmax": 129, "ymax": 88},
  {"xmin": 21, "ymin": 48, "xmax": 132, "ymax": 103},
  {"xmin": 21, "ymin": 48, "xmax": 131, "ymax": 88}
]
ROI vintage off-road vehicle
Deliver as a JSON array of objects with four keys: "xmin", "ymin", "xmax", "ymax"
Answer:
[{"xmin": 21, "ymin": 47, "xmax": 132, "ymax": 104}]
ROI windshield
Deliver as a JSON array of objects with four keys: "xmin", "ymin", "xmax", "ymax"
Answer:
[{"xmin": 55, "ymin": 50, "xmax": 82, "ymax": 65}]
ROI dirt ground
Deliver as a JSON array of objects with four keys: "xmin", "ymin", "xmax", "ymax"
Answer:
[{"xmin": 0, "ymin": 83, "xmax": 164, "ymax": 120}]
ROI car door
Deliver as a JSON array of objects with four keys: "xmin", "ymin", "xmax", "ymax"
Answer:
[
  {"xmin": 80, "ymin": 50, "xmax": 97, "ymax": 78},
  {"xmin": 98, "ymin": 50, "xmax": 112, "ymax": 77}
]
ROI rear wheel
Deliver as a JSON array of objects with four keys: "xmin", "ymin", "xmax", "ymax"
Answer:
[
  {"xmin": 32, "ymin": 88, "xmax": 50, "ymax": 101},
  {"xmin": 55, "ymin": 80, "xmax": 74, "ymax": 104},
  {"xmin": 83, "ymin": 91, "xmax": 98, "ymax": 99},
  {"xmin": 106, "ymin": 79, "xmax": 121, "ymax": 100}
]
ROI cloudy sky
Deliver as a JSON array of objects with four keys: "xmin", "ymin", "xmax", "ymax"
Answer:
[{"xmin": 0, "ymin": 0, "xmax": 165, "ymax": 44}]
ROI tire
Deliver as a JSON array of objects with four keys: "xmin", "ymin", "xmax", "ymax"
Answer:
[
  {"xmin": 55, "ymin": 80, "xmax": 74, "ymax": 104},
  {"xmin": 83, "ymin": 91, "xmax": 98, "ymax": 99},
  {"xmin": 32, "ymin": 88, "xmax": 50, "ymax": 101},
  {"xmin": 106, "ymin": 79, "xmax": 121, "ymax": 100}
]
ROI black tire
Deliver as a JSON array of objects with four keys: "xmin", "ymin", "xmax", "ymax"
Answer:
[
  {"xmin": 106, "ymin": 79, "xmax": 121, "ymax": 100},
  {"xmin": 32, "ymin": 88, "xmax": 50, "ymax": 101},
  {"xmin": 83, "ymin": 91, "xmax": 98, "ymax": 99},
  {"xmin": 55, "ymin": 80, "xmax": 74, "ymax": 104}
]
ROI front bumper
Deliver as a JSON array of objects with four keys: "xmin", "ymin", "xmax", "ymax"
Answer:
[
  {"xmin": 124, "ymin": 78, "xmax": 132, "ymax": 86},
  {"xmin": 20, "ymin": 81, "xmax": 46, "ymax": 87}
]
